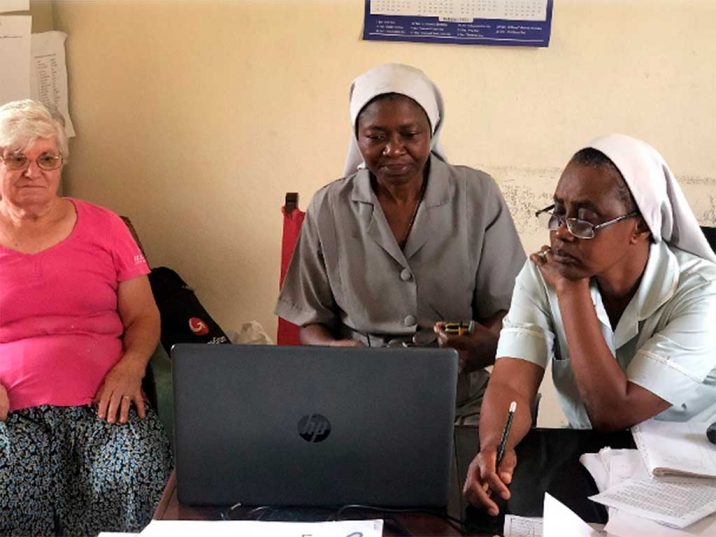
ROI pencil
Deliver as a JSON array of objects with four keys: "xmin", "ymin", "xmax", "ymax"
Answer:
[{"xmin": 496, "ymin": 401, "xmax": 517, "ymax": 464}]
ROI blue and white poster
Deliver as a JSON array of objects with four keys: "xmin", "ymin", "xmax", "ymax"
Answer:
[{"xmin": 363, "ymin": 0, "xmax": 553, "ymax": 47}]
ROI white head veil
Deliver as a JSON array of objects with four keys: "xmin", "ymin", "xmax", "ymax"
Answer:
[
  {"xmin": 586, "ymin": 133, "xmax": 716, "ymax": 263},
  {"xmin": 342, "ymin": 63, "xmax": 448, "ymax": 177}
]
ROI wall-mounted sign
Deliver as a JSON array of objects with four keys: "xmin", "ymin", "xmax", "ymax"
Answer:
[{"xmin": 363, "ymin": 0, "xmax": 553, "ymax": 47}]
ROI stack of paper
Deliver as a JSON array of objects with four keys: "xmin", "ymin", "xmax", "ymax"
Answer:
[
  {"xmin": 579, "ymin": 420, "xmax": 716, "ymax": 536},
  {"xmin": 591, "ymin": 476, "xmax": 716, "ymax": 529}
]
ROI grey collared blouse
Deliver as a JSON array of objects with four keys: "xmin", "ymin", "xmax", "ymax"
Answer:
[{"xmin": 276, "ymin": 156, "xmax": 526, "ymax": 416}]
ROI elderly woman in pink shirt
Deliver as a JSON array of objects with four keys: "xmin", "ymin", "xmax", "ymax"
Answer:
[{"xmin": 0, "ymin": 100, "xmax": 171, "ymax": 536}]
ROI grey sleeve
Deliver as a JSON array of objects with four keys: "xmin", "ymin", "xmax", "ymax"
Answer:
[
  {"xmin": 275, "ymin": 194, "xmax": 339, "ymax": 327},
  {"xmin": 472, "ymin": 176, "xmax": 526, "ymax": 319}
]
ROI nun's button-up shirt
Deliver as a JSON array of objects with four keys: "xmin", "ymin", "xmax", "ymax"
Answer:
[
  {"xmin": 497, "ymin": 241, "xmax": 716, "ymax": 428},
  {"xmin": 276, "ymin": 155, "xmax": 526, "ymax": 417}
]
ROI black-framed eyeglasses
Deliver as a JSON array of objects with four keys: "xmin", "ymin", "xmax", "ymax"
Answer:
[
  {"xmin": 0, "ymin": 153, "xmax": 63, "ymax": 171},
  {"xmin": 535, "ymin": 204, "xmax": 639, "ymax": 240}
]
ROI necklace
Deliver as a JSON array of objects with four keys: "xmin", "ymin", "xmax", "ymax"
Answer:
[{"xmin": 397, "ymin": 176, "xmax": 427, "ymax": 250}]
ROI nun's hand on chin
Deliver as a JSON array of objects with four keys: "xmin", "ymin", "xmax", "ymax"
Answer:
[
  {"xmin": 530, "ymin": 246, "xmax": 587, "ymax": 293},
  {"xmin": 530, "ymin": 245, "xmax": 561, "ymax": 287}
]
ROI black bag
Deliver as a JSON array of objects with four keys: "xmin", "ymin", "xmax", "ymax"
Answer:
[{"xmin": 148, "ymin": 266, "xmax": 230, "ymax": 354}]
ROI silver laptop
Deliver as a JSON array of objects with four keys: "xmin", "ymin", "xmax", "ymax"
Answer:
[{"xmin": 172, "ymin": 343, "xmax": 458, "ymax": 507}]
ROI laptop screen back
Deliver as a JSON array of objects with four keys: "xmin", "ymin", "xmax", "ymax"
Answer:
[{"xmin": 172, "ymin": 344, "xmax": 458, "ymax": 507}]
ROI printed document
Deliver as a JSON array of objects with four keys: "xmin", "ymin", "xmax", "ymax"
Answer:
[
  {"xmin": 590, "ymin": 476, "xmax": 716, "ymax": 529},
  {"xmin": 605, "ymin": 508, "xmax": 716, "ymax": 537},
  {"xmin": 581, "ymin": 447, "xmax": 716, "ymax": 535},
  {"xmin": 504, "ymin": 514, "xmax": 543, "ymax": 537},
  {"xmin": 31, "ymin": 31, "xmax": 75, "ymax": 136}
]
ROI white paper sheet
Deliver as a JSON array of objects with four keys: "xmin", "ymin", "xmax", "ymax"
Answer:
[
  {"xmin": 632, "ymin": 420, "xmax": 716, "ymax": 478},
  {"xmin": 605, "ymin": 509, "xmax": 716, "ymax": 537},
  {"xmin": 31, "ymin": 31, "xmax": 75, "ymax": 137},
  {"xmin": 543, "ymin": 493, "xmax": 601, "ymax": 537},
  {"xmin": 582, "ymin": 447, "xmax": 716, "ymax": 534},
  {"xmin": 140, "ymin": 519, "xmax": 383, "ymax": 537},
  {"xmin": 581, "ymin": 451, "xmax": 610, "ymax": 493},
  {"xmin": 590, "ymin": 477, "xmax": 716, "ymax": 529},
  {"xmin": 607, "ymin": 449, "xmax": 649, "ymax": 489},
  {"xmin": 504, "ymin": 514, "xmax": 543, "ymax": 537},
  {"xmin": 0, "ymin": 0, "xmax": 29, "ymax": 14},
  {"xmin": 581, "ymin": 448, "xmax": 649, "ymax": 493},
  {"xmin": 0, "ymin": 15, "xmax": 30, "ymax": 104}
]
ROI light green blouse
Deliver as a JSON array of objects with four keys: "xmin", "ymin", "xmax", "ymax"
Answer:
[{"xmin": 497, "ymin": 240, "xmax": 716, "ymax": 428}]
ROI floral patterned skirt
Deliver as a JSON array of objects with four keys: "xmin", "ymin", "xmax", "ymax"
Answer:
[{"xmin": 0, "ymin": 405, "xmax": 172, "ymax": 537}]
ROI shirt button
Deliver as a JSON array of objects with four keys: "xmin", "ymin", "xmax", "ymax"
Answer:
[
  {"xmin": 400, "ymin": 269, "xmax": 412, "ymax": 281},
  {"xmin": 404, "ymin": 315, "xmax": 417, "ymax": 326}
]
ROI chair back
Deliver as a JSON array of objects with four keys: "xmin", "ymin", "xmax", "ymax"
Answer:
[{"xmin": 278, "ymin": 193, "xmax": 305, "ymax": 345}]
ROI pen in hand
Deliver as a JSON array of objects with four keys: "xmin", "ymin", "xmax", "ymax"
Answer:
[{"xmin": 496, "ymin": 401, "xmax": 517, "ymax": 464}]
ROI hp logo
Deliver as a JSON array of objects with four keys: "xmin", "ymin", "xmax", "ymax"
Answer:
[{"xmin": 297, "ymin": 414, "xmax": 331, "ymax": 443}]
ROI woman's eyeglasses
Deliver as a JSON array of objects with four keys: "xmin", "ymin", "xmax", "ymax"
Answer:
[
  {"xmin": 535, "ymin": 204, "xmax": 639, "ymax": 240},
  {"xmin": 1, "ymin": 153, "xmax": 63, "ymax": 171}
]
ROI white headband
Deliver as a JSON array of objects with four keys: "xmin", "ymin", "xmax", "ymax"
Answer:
[
  {"xmin": 587, "ymin": 133, "xmax": 715, "ymax": 263},
  {"xmin": 343, "ymin": 63, "xmax": 448, "ymax": 177}
]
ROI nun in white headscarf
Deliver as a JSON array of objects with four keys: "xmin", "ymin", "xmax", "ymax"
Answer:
[
  {"xmin": 277, "ymin": 63, "xmax": 525, "ymax": 424},
  {"xmin": 463, "ymin": 132, "xmax": 716, "ymax": 518},
  {"xmin": 588, "ymin": 133, "xmax": 716, "ymax": 263},
  {"xmin": 342, "ymin": 63, "xmax": 449, "ymax": 176}
]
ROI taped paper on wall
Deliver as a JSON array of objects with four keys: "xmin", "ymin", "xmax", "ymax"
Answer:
[
  {"xmin": 0, "ymin": 15, "xmax": 31, "ymax": 104},
  {"xmin": 31, "ymin": 31, "xmax": 75, "ymax": 137}
]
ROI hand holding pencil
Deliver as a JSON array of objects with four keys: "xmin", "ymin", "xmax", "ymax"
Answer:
[
  {"xmin": 462, "ymin": 401, "xmax": 519, "ymax": 516},
  {"xmin": 496, "ymin": 401, "xmax": 517, "ymax": 463}
]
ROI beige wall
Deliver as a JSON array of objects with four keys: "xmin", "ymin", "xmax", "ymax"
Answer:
[
  {"xmin": 51, "ymin": 0, "xmax": 716, "ymax": 426},
  {"xmin": 30, "ymin": 0, "xmax": 54, "ymax": 32}
]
